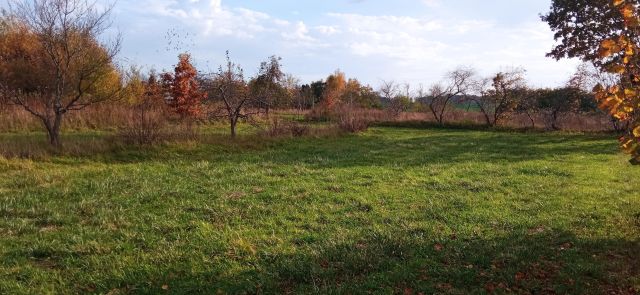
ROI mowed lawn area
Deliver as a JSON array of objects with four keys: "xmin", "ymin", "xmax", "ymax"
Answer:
[{"xmin": 0, "ymin": 127, "xmax": 639, "ymax": 294}]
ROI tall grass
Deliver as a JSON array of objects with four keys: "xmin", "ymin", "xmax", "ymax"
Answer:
[
  {"xmin": 0, "ymin": 104, "xmax": 136, "ymax": 132},
  {"xmin": 1, "ymin": 104, "xmax": 617, "ymax": 134}
]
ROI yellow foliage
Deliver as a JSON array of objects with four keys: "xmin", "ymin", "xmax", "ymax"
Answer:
[{"xmin": 593, "ymin": 1, "xmax": 640, "ymax": 162}]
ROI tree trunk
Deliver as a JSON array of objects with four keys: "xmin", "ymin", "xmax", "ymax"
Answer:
[
  {"xmin": 429, "ymin": 105, "xmax": 439, "ymax": 124},
  {"xmin": 438, "ymin": 106, "xmax": 447, "ymax": 125},
  {"xmin": 44, "ymin": 114, "xmax": 63, "ymax": 147},
  {"xmin": 230, "ymin": 116, "xmax": 237, "ymax": 138},
  {"xmin": 551, "ymin": 111, "xmax": 560, "ymax": 130},
  {"xmin": 527, "ymin": 113, "xmax": 536, "ymax": 129},
  {"xmin": 474, "ymin": 101, "xmax": 493, "ymax": 127}
]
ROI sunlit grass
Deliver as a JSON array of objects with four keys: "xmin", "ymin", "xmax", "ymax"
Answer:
[{"xmin": 0, "ymin": 126, "xmax": 638, "ymax": 294}]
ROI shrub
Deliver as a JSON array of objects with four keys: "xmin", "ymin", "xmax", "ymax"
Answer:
[
  {"xmin": 304, "ymin": 105, "xmax": 332, "ymax": 122},
  {"xmin": 118, "ymin": 101, "xmax": 169, "ymax": 145},
  {"xmin": 262, "ymin": 117, "xmax": 310, "ymax": 137},
  {"xmin": 335, "ymin": 105, "xmax": 370, "ymax": 133}
]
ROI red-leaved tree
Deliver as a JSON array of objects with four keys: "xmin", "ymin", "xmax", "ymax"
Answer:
[{"xmin": 162, "ymin": 54, "xmax": 206, "ymax": 118}]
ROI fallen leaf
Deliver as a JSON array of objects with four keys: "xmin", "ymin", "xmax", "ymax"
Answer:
[
  {"xmin": 436, "ymin": 283, "xmax": 452, "ymax": 290},
  {"xmin": 484, "ymin": 283, "xmax": 496, "ymax": 293},
  {"xmin": 560, "ymin": 242, "xmax": 573, "ymax": 250}
]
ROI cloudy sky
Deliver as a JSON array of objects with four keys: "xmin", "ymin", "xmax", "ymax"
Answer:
[{"xmin": 109, "ymin": 0, "xmax": 580, "ymax": 88}]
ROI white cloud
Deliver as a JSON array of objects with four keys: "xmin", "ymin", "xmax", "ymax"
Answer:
[
  {"xmin": 315, "ymin": 25, "xmax": 340, "ymax": 35},
  {"xmin": 138, "ymin": 0, "xmax": 275, "ymax": 39},
  {"xmin": 281, "ymin": 21, "xmax": 316, "ymax": 44},
  {"xmin": 118, "ymin": 0, "xmax": 580, "ymax": 87},
  {"xmin": 422, "ymin": 0, "xmax": 441, "ymax": 8}
]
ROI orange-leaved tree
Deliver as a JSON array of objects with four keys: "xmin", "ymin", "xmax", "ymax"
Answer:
[
  {"xmin": 593, "ymin": 0, "xmax": 640, "ymax": 163},
  {"xmin": 161, "ymin": 54, "xmax": 206, "ymax": 118},
  {"xmin": 322, "ymin": 70, "xmax": 347, "ymax": 109},
  {"xmin": 0, "ymin": 0, "xmax": 121, "ymax": 146}
]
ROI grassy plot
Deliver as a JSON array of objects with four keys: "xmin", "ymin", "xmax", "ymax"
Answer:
[{"xmin": 0, "ymin": 127, "xmax": 639, "ymax": 294}]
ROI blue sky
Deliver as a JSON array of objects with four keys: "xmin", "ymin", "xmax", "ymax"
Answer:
[{"xmin": 107, "ymin": 0, "xmax": 579, "ymax": 88}]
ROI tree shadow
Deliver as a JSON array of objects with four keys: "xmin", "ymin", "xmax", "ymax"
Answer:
[
  {"xmin": 77, "ymin": 228, "xmax": 639, "ymax": 294},
  {"xmin": 1, "ymin": 127, "xmax": 620, "ymax": 170},
  {"xmin": 46, "ymin": 127, "xmax": 620, "ymax": 169}
]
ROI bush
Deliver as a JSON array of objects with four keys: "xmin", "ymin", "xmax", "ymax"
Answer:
[
  {"xmin": 118, "ymin": 101, "xmax": 169, "ymax": 145},
  {"xmin": 304, "ymin": 106, "xmax": 332, "ymax": 122},
  {"xmin": 304, "ymin": 104, "xmax": 372, "ymax": 133},
  {"xmin": 335, "ymin": 105, "xmax": 370, "ymax": 133},
  {"xmin": 262, "ymin": 117, "xmax": 310, "ymax": 137},
  {"xmin": 337, "ymin": 115, "xmax": 369, "ymax": 133}
]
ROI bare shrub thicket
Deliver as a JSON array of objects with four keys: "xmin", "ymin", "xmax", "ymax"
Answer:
[
  {"xmin": 260, "ymin": 117, "xmax": 310, "ymax": 137},
  {"xmin": 117, "ymin": 100, "xmax": 169, "ymax": 145},
  {"xmin": 335, "ymin": 104, "xmax": 370, "ymax": 133}
]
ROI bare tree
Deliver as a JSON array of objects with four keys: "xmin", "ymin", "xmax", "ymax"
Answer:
[
  {"xmin": 568, "ymin": 63, "xmax": 627, "ymax": 132},
  {"xmin": 378, "ymin": 80, "xmax": 399, "ymax": 102},
  {"xmin": 205, "ymin": 52, "xmax": 260, "ymax": 138},
  {"xmin": 379, "ymin": 80, "xmax": 407, "ymax": 117},
  {"xmin": 516, "ymin": 89, "xmax": 540, "ymax": 129},
  {"xmin": 424, "ymin": 67, "xmax": 475, "ymax": 125},
  {"xmin": 470, "ymin": 68, "xmax": 528, "ymax": 127},
  {"xmin": 2, "ymin": 0, "xmax": 121, "ymax": 146}
]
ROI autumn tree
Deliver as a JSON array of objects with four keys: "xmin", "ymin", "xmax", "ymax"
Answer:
[
  {"xmin": 543, "ymin": 0, "xmax": 640, "ymax": 162},
  {"xmin": 356, "ymin": 84, "xmax": 381, "ymax": 108},
  {"xmin": 588, "ymin": 0, "xmax": 640, "ymax": 163},
  {"xmin": 516, "ymin": 89, "xmax": 541, "ymax": 128},
  {"xmin": 204, "ymin": 52, "xmax": 258, "ymax": 137},
  {"xmin": 322, "ymin": 70, "xmax": 347, "ymax": 109},
  {"xmin": 309, "ymin": 80, "xmax": 326, "ymax": 107},
  {"xmin": 119, "ymin": 69, "xmax": 169, "ymax": 144},
  {"xmin": 471, "ymin": 68, "xmax": 528, "ymax": 127},
  {"xmin": 161, "ymin": 53, "xmax": 206, "ymax": 118},
  {"xmin": 568, "ymin": 63, "xmax": 626, "ymax": 131},
  {"xmin": 538, "ymin": 87, "xmax": 584, "ymax": 130},
  {"xmin": 542, "ymin": 0, "xmax": 625, "ymax": 65},
  {"xmin": 0, "ymin": 0, "xmax": 121, "ymax": 146},
  {"xmin": 338, "ymin": 78, "xmax": 380, "ymax": 109},
  {"xmin": 424, "ymin": 67, "xmax": 475, "ymax": 125},
  {"xmin": 249, "ymin": 55, "xmax": 286, "ymax": 115},
  {"xmin": 297, "ymin": 84, "xmax": 315, "ymax": 109}
]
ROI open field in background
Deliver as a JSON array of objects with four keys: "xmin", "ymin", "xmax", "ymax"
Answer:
[{"xmin": 0, "ymin": 125, "xmax": 639, "ymax": 294}]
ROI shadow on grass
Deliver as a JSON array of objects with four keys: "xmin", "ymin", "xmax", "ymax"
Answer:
[
  {"xmin": 373, "ymin": 120, "xmax": 620, "ymax": 135},
  {"xmin": 0, "ymin": 128, "xmax": 619, "ymax": 168},
  {"xmin": 113, "ymin": 128, "xmax": 618, "ymax": 168},
  {"xmin": 0, "ymin": 127, "xmax": 620, "ymax": 169},
  {"xmin": 55, "ymin": 229, "xmax": 637, "ymax": 294}
]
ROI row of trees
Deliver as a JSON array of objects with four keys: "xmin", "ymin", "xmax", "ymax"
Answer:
[
  {"xmin": 0, "ymin": 0, "xmax": 631, "ymax": 154},
  {"xmin": 367, "ymin": 67, "xmax": 597, "ymax": 130},
  {"xmin": 0, "ymin": 0, "xmax": 306, "ymax": 143}
]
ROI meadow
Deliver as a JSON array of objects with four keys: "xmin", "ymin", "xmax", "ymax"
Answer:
[{"xmin": 0, "ymin": 125, "xmax": 639, "ymax": 294}]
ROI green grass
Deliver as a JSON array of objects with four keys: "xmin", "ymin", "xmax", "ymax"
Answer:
[{"xmin": 0, "ymin": 127, "xmax": 639, "ymax": 294}]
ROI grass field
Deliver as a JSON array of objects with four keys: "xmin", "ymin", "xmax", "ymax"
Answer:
[{"xmin": 0, "ymin": 126, "xmax": 639, "ymax": 294}]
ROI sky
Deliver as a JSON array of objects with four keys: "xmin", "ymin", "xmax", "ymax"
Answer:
[{"xmin": 105, "ymin": 0, "xmax": 580, "ymax": 88}]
